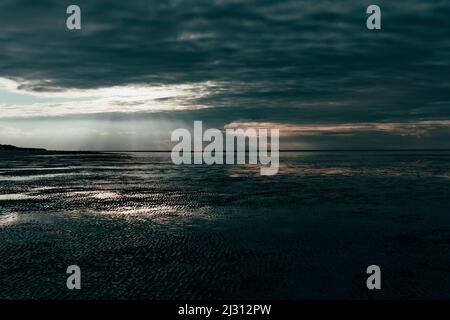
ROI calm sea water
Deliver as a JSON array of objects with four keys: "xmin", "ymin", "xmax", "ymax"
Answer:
[{"xmin": 1, "ymin": 151, "xmax": 450, "ymax": 299}]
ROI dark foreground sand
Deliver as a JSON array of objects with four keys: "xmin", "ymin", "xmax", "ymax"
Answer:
[{"xmin": 1, "ymin": 151, "xmax": 450, "ymax": 299}]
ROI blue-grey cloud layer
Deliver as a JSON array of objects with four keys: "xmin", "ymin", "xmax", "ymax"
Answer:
[{"xmin": 1, "ymin": 0, "xmax": 450, "ymax": 149}]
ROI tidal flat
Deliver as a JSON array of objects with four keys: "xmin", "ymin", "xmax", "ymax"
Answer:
[{"xmin": 1, "ymin": 151, "xmax": 450, "ymax": 299}]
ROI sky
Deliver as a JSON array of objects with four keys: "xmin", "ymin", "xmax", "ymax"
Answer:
[{"xmin": 0, "ymin": 0, "xmax": 450, "ymax": 150}]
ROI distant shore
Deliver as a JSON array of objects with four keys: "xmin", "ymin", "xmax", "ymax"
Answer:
[
  {"xmin": 0, "ymin": 144, "xmax": 47, "ymax": 152},
  {"xmin": 0, "ymin": 144, "xmax": 102, "ymax": 155},
  {"xmin": 2, "ymin": 144, "xmax": 450, "ymax": 154}
]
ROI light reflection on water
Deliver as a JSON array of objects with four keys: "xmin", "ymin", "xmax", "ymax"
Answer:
[
  {"xmin": 0, "ymin": 193, "xmax": 34, "ymax": 200},
  {"xmin": 0, "ymin": 172, "xmax": 85, "ymax": 182},
  {"xmin": 0, "ymin": 151, "xmax": 450, "ymax": 224},
  {"xmin": 0, "ymin": 212, "xmax": 19, "ymax": 226}
]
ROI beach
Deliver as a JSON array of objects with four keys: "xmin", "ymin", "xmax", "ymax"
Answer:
[{"xmin": 1, "ymin": 151, "xmax": 450, "ymax": 299}]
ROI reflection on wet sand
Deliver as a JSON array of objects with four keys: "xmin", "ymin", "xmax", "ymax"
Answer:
[{"xmin": 1, "ymin": 151, "xmax": 450, "ymax": 299}]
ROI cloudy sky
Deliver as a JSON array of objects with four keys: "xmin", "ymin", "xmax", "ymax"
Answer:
[{"xmin": 1, "ymin": 0, "xmax": 449, "ymax": 150}]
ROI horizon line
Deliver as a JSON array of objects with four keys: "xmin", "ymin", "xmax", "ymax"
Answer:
[{"xmin": 48, "ymin": 149, "xmax": 450, "ymax": 153}]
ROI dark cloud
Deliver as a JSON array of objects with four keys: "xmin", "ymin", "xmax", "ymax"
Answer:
[{"xmin": 1, "ymin": 0, "xmax": 450, "ymax": 148}]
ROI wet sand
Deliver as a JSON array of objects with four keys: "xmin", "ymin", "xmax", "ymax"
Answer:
[{"xmin": 1, "ymin": 152, "xmax": 450, "ymax": 299}]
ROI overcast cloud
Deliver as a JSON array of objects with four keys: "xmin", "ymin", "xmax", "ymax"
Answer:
[{"xmin": 0, "ymin": 0, "xmax": 449, "ymax": 149}]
